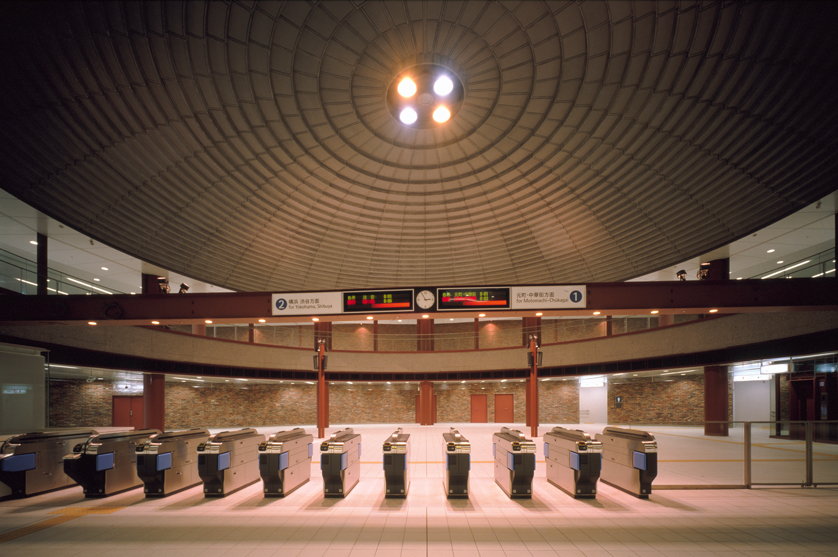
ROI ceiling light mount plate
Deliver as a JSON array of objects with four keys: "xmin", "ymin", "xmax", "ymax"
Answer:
[{"xmin": 387, "ymin": 63, "xmax": 465, "ymax": 128}]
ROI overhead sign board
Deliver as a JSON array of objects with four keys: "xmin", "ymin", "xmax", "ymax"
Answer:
[
  {"xmin": 509, "ymin": 286, "xmax": 586, "ymax": 310},
  {"xmin": 271, "ymin": 292, "xmax": 342, "ymax": 316}
]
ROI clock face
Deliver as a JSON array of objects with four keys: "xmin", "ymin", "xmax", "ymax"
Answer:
[{"xmin": 416, "ymin": 289, "xmax": 435, "ymax": 310}]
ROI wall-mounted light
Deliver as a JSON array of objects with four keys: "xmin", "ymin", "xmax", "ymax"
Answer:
[
  {"xmin": 157, "ymin": 277, "xmax": 170, "ymax": 293},
  {"xmin": 178, "ymin": 283, "xmax": 189, "ymax": 294},
  {"xmin": 676, "ymin": 269, "xmax": 686, "ymax": 281}
]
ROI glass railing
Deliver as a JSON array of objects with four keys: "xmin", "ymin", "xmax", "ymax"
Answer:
[
  {"xmin": 0, "ymin": 249, "xmax": 122, "ymax": 295},
  {"xmin": 750, "ymin": 248, "xmax": 835, "ymax": 279},
  {"xmin": 181, "ymin": 314, "xmax": 705, "ymax": 352},
  {"xmin": 609, "ymin": 421, "xmax": 838, "ymax": 488}
]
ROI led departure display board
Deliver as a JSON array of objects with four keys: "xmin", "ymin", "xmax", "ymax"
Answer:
[
  {"xmin": 437, "ymin": 288, "xmax": 510, "ymax": 310},
  {"xmin": 343, "ymin": 290, "xmax": 414, "ymax": 313}
]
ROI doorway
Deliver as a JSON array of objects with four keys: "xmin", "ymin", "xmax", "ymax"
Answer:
[
  {"xmin": 471, "ymin": 394, "xmax": 487, "ymax": 422},
  {"xmin": 494, "ymin": 394, "xmax": 514, "ymax": 423},
  {"xmin": 113, "ymin": 396, "xmax": 143, "ymax": 428}
]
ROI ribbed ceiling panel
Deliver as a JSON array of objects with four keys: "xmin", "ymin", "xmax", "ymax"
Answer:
[{"xmin": 1, "ymin": 1, "xmax": 837, "ymax": 291}]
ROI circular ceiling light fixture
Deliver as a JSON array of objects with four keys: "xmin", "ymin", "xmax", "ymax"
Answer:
[
  {"xmin": 432, "ymin": 106, "xmax": 451, "ymax": 123},
  {"xmin": 397, "ymin": 78, "xmax": 416, "ymax": 98},
  {"xmin": 399, "ymin": 107, "xmax": 418, "ymax": 124},
  {"xmin": 387, "ymin": 65, "xmax": 464, "ymax": 128},
  {"xmin": 434, "ymin": 76, "xmax": 454, "ymax": 96}
]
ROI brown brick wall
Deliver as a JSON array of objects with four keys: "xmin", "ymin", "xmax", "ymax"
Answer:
[
  {"xmin": 329, "ymin": 383, "xmax": 417, "ymax": 424},
  {"xmin": 49, "ymin": 379, "xmax": 124, "ymax": 427},
  {"xmin": 540, "ymin": 380, "xmax": 580, "ymax": 423},
  {"xmin": 166, "ymin": 382, "xmax": 316, "ymax": 429},
  {"xmin": 436, "ymin": 381, "xmax": 526, "ymax": 422},
  {"xmin": 608, "ymin": 375, "xmax": 704, "ymax": 423},
  {"xmin": 478, "ymin": 320, "xmax": 522, "ymax": 349}
]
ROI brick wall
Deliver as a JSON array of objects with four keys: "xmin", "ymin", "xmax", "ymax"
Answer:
[
  {"xmin": 608, "ymin": 375, "xmax": 704, "ymax": 423},
  {"xmin": 540, "ymin": 380, "xmax": 580, "ymax": 423},
  {"xmin": 166, "ymin": 382, "xmax": 316, "ymax": 429},
  {"xmin": 49, "ymin": 379, "xmax": 125, "ymax": 427},
  {"xmin": 329, "ymin": 383, "xmax": 416, "ymax": 424},
  {"xmin": 479, "ymin": 320, "xmax": 522, "ymax": 349},
  {"xmin": 435, "ymin": 381, "xmax": 526, "ymax": 422}
]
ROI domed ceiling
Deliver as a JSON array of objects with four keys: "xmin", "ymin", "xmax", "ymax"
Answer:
[{"xmin": 1, "ymin": 1, "xmax": 837, "ymax": 292}]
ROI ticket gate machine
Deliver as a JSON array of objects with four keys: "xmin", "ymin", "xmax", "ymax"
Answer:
[
  {"xmin": 543, "ymin": 427, "xmax": 602, "ymax": 498},
  {"xmin": 493, "ymin": 427, "xmax": 536, "ymax": 498},
  {"xmin": 443, "ymin": 428, "xmax": 470, "ymax": 498},
  {"xmin": 0, "ymin": 429, "xmax": 97, "ymax": 498},
  {"xmin": 259, "ymin": 428, "xmax": 314, "ymax": 497},
  {"xmin": 321, "ymin": 428, "xmax": 361, "ymax": 497},
  {"xmin": 595, "ymin": 427, "xmax": 657, "ymax": 498},
  {"xmin": 198, "ymin": 428, "xmax": 264, "ymax": 497},
  {"xmin": 63, "ymin": 429, "xmax": 161, "ymax": 497},
  {"xmin": 136, "ymin": 429, "xmax": 209, "ymax": 497},
  {"xmin": 382, "ymin": 428, "xmax": 410, "ymax": 498}
]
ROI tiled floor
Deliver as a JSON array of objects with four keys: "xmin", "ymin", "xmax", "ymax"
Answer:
[{"xmin": 1, "ymin": 423, "xmax": 837, "ymax": 556}]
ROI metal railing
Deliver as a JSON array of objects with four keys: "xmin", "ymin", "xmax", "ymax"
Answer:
[
  {"xmin": 616, "ymin": 420, "xmax": 838, "ymax": 490},
  {"xmin": 750, "ymin": 247, "xmax": 835, "ymax": 279}
]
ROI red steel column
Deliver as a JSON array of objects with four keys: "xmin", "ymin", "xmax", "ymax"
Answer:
[
  {"xmin": 36, "ymin": 233, "xmax": 48, "ymax": 296},
  {"xmin": 143, "ymin": 373, "xmax": 165, "ymax": 431},
  {"xmin": 417, "ymin": 319, "xmax": 434, "ymax": 351},
  {"xmin": 473, "ymin": 318, "xmax": 479, "ymax": 349},
  {"xmin": 704, "ymin": 365, "xmax": 729, "ymax": 436},
  {"xmin": 317, "ymin": 342, "xmax": 328, "ymax": 438},
  {"xmin": 528, "ymin": 338, "xmax": 539, "ymax": 438},
  {"xmin": 419, "ymin": 381, "xmax": 435, "ymax": 425}
]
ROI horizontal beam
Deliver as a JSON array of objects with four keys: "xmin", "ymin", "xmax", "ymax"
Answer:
[{"xmin": 0, "ymin": 278, "xmax": 836, "ymax": 325}]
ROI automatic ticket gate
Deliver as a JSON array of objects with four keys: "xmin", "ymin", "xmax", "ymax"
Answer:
[
  {"xmin": 198, "ymin": 428, "xmax": 264, "ymax": 496},
  {"xmin": 443, "ymin": 428, "xmax": 470, "ymax": 498},
  {"xmin": 493, "ymin": 427, "xmax": 536, "ymax": 499},
  {"xmin": 321, "ymin": 428, "xmax": 361, "ymax": 497},
  {"xmin": 543, "ymin": 427, "xmax": 602, "ymax": 498},
  {"xmin": 259, "ymin": 428, "xmax": 314, "ymax": 497},
  {"xmin": 595, "ymin": 427, "xmax": 657, "ymax": 498},
  {"xmin": 136, "ymin": 429, "xmax": 209, "ymax": 497},
  {"xmin": 63, "ymin": 429, "xmax": 161, "ymax": 497},
  {"xmin": 0, "ymin": 429, "xmax": 97, "ymax": 498},
  {"xmin": 383, "ymin": 428, "xmax": 409, "ymax": 498}
]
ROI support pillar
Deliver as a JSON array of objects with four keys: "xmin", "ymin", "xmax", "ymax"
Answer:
[
  {"xmin": 528, "ymin": 338, "xmax": 539, "ymax": 438},
  {"xmin": 704, "ymin": 365, "xmax": 729, "ymax": 436},
  {"xmin": 36, "ymin": 233, "xmax": 48, "ymax": 296},
  {"xmin": 658, "ymin": 314, "xmax": 674, "ymax": 327},
  {"xmin": 373, "ymin": 320, "xmax": 378, "ymax": 352},
  {"xmin": 192, "ymin": 324, "xmax": 206, "ymax": 336},
  {"xmin": 316, "ymin": 341, "xmax": 328, "ymax": 438},
  {"xmin": 143, "ymin": 373, "xmax": 165, "ymax": 431},
  {"xmin": 417, "ymin": 319, "xmax": 434, "ymax": 351},
  {"xmin": 418, "ymin": 381, "xmax": 435, "ymax": 425},
  {"xmin": 248, "ymin": 323, "xmax": 255, "ymax": 343},
  {"xmin": 473, "ymin": 318, "xmax": 480, "ymax": 349},
  {"xmin": 606, "ymin": 315, "xmax": 613, "ymax": 336}
]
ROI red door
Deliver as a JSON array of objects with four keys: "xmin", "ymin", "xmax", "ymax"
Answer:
[
  {"xmin": 494, "ymin": 394, "xmax": 514, "ymax": 423},
  {"xmin": 112, "ymin": 396, "xmax": 143, "ymax": 429},
  {"xmin": 471, "ymin": 394, "xmax": 488, "ymax": 423}
]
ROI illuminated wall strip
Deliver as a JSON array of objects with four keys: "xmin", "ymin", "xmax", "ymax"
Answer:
[{"xmin": 761, "ymin": 260, "xmax": 810, "ymax": 279}]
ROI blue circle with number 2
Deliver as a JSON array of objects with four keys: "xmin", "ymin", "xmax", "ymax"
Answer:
[
  {"xmin": 570, "ymin": 290, "xmax": 582, "ymax": 303},
  {"xmin": 275, "ymin": 298, "xmax": 287, "ymax": 310}
]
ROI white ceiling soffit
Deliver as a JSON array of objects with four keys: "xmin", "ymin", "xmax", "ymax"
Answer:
[{"xmin": 0, "ymin": 1, "xmax": 837, "ymax": 292}]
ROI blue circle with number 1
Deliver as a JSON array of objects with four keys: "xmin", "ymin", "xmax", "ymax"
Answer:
[
  {"xmin": 275, "ymin": 298, "xmax": 288, "ymax": 311},
  {"xmin": 570, "ymin": 290, "xmax": 582, "ymax": 303}
]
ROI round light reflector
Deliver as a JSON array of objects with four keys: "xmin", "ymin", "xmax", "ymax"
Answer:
[
  {"xmin": 432, "ymin": 106, "xmax": 451, "ymax": 123},
  {"xmin": 400, "ymin": 107, "xmax": 418, "ymax": 124},
  {"xmin": 397, "ymin": 78, "xmax": 416, "ymax": 97},
  {"xmin": 434, "ymin": 76, "xmax": 454, "ymax": 96}
]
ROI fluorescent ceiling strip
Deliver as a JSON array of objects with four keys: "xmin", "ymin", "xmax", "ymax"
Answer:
[
  {"xmin": 761, "ymin": 260, "xmax": 810, "ymax": 279},
  {"xmin": 66, "ymin": 276, "xmax": 113, "ymax": 294}
]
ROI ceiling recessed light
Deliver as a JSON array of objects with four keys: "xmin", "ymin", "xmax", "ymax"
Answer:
[
  {"xmin": 151, "ymin": 321, "xmax": 159, "ymax": 325},
  {"xmin": 736, "ymin": 277, "xmax": 742, "ymax": 280},
  {"xmin": 366, "ymin": 316, "xmax": 373, "ymax": 320},
  {"xmin": 432, "ymin": 106, "xmax": 450, "ymax": 123},
  {"xmin": 312, "ymin": 317, "xmax": 319, "ymax": 322},
  {"xmin": 450, "ymin": 318, "xmax": 454, "ymax": 321},
  {"xmin": 397, "ymin": 78, "xmax": 416, "ymax": 97},
  {"xmin": 399, "ymin": 107, "xmax": 417, "ymax": 124},
  {"xmin": 651, "ymin": 310, "xmax": 659, "ymax": 314},
  {"xmin": 93, "ymin": 278, "xmax": 100, "ymax": 281},
  {"xmin": 258, "ymin": 319, "xmax": 266, "ymax": 323},
  {"xmin": 205, "ymin": 320, "xmax": 212, "ymax": 324},
  {"xmin": 101, "ymin": 267, "xmax": 108, "ymax": 271},
  {"xmin": 479, "ymin": 313, "xmax": 485, "ymax": 317},
  {"xmin": 30, "ymin": 240, "xmax": 38, "ymax": 245},
  {"xmin": 422, "ymin": 314, "xmax": 429, "ymax": 318},
  {"xmin": 593, "ymin": 311, "xmax": 601, "ymax": 315},
  {"xmin": 88, "ymin": 321, "xmax": 97, "ymax": 326},
  {"xmin": 767, "ymin": 249, "xmax": 775, "ymax": 253},
  {"xmin": 777, "ymin": 260, "xmax": 784, "ymax": 264},
  {"xmin": 709, "ymin": 309, "xmax": 718, "ymax": 313},
  {"xmin": 434, "ymin": 76, "xmax": 453, "ymax": 96},
  {"xmin": 535, "ymin": 312, "xmax": 543, "ymax": 316}
]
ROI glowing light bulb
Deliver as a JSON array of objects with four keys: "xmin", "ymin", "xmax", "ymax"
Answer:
[
  {"xmin": 434, "ymin": 76, "xmax": 454, "ymax": 96},
  {"xmin": 432, "ymin": 106, "xmax": 450, "ymax": 123},
  {"xmin": 397, "ymin": 78, "xmax": 416, "ymax": 97},
  {"xmin": 400, "ymin": 107, "xmax": 418, "ymax": 124}
]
